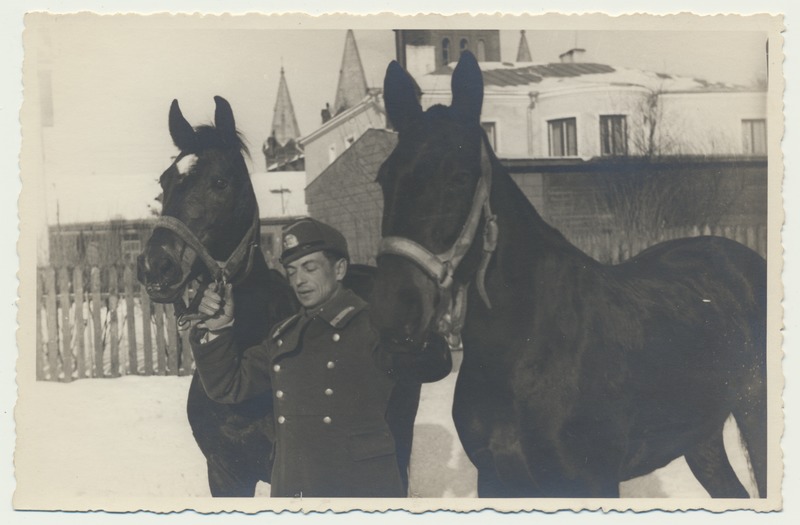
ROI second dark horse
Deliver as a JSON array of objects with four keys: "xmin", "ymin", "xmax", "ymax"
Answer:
[{"xmin": 371, "ymin": 52, "xmax": 768, "ymax": 498}]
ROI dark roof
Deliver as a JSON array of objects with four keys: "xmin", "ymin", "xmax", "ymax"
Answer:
[{"xmin": 434, "ymin": 63, "xmax": 616, "ymax": 87}]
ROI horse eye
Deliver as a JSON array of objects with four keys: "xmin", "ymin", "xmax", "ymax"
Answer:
[{"xmin": 214, "ymin": 178, "xmax": 229, "ymax": 190}]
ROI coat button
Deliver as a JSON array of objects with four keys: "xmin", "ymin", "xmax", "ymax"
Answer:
[
  {"xmin": 323, "ymin": 416, "xmax": 332, "ymax": 424},
  {"xmin": 278, "ymin": 416, "xmax": 286, "ymax": 424},
  {"xmin": 324, "ymin": 388, "xmax": 333, "ymax": 396},
  {"xmin": 277, "ymin": 339, "xmax": 283, "ymax": 347},
  {"xmin": 332, "ymin": 333, "xmax": 340, "ymax": 342},
  {"xmin": 327, "ymin": 361, "xmax": 335, "ymax": 369},
  {"xmin": 276, "ymin": 390, "xmax": 284, "ymax": 399},
  {"xmin": 273, "ymin": 364, "xmax": 281, "ymax": 372}
]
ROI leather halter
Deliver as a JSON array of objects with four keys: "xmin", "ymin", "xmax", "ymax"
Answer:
[
  {"xmin": 378, "ymin": 140, "xmax": 499, "ymax": 348},
  {"xmin": 153, "ymin": 207, "xmax": 261, "ymax": 327}
]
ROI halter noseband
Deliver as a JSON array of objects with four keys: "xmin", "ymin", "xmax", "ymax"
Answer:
[
  {"xmin": 153, "ymin": 207, "xmax": 261, "ymax": 327},
  {"xmin": 378, "ymin": 140, "xmax": 499, "ymax": 348}
]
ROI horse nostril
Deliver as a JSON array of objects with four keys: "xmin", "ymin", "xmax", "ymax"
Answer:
[{"xmin": 156, "ymin": 256, "xmax": 176, "ymax": 277}]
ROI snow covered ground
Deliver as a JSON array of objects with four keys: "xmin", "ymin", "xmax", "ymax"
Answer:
[{"xmin": 14, "ymin": 370, "xmax": 757, "ymax": 508}]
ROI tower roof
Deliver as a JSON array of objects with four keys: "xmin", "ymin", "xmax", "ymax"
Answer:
[
  {"xmin": 516, "ymin": 30, "xmax": 532, "ymax": 62},
  {"xmin": 333, "ymin": 30, "xmax": 368, "ymax": 116},
  {"xmin": 270, "ymin": 67, "xmax": 301, "ymax": 146}
]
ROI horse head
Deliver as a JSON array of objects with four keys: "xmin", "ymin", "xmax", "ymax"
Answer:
[
  {"xmin": 372, "ymin": 51, "xmax": 497, "ymax": 353},
  {"xmin": 137, "ymin": 96, "xmax": 259, "ymax": 303}
]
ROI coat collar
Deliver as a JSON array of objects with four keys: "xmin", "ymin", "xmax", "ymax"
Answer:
[
  {"xmin": 270, "ymin": 287, "xmax": 366, "ymax": 341},
  {"xmin": 310, "ymin": 287, "xmax": 367, "ymax": 329}
]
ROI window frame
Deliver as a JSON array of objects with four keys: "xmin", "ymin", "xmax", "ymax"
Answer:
[
  {"xmin": 547, "ymin": 117, "xmax": 578, "ymax": 157},
  {"xmin": 599, "ymin": 114, "xmax": 628, "ymax": 157}
]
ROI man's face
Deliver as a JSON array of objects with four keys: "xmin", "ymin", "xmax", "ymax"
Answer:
[{"xmin": 284, "ymin": 251, "xmax": 347, "ymax": 309}]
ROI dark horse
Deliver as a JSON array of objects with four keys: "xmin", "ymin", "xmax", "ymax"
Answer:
[
  {"xmin": 370, "ymin": 52, "xmax": 767, "ymax": 498},
  {"xmin": 137, "ymin": 96, "xmax": 424, "ymax": 496},
  {"xmin": 137, "ymin": 96, "xmax": 297, "ymax": 496}
]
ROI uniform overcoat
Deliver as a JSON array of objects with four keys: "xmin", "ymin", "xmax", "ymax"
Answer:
[{"xmin": 191, "ymin": 288, "xmax": 405, "ymax": 498}]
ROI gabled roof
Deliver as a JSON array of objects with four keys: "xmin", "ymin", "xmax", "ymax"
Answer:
[{"xmin": 298, "ymin": 89, "xmax": 385, "ymax": 146}]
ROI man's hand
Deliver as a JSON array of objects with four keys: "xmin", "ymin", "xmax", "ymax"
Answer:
[{"xmin": 197, "ymin": 282, "xmax": 235, "ymax": 333}]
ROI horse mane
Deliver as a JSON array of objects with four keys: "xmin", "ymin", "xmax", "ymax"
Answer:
[{"xmin": 193, "ymin": 124, "xmax": 251, "ymax": 158}]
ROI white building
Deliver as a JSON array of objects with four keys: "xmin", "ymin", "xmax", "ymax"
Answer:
[{"xmin": 414, "ymin": 47, "xmax": 767, "ymax": 159}]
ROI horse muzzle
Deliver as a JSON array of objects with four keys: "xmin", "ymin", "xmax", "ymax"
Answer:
[{"xmin": 136, "ymin": 247, "xmax": 193, "ymax": 303}]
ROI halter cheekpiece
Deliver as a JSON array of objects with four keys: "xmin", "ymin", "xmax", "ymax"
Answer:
[{"xmin": 378, "ymin": 139, "xmax": 499, "ymax": 348}]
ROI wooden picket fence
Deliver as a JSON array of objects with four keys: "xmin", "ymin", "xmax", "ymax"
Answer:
[
  {"xmin": 35, "ymin": 224, "xmax": 767, "ymax": 382},
  {"xmin": 35, "ymin": 264, "xmax": 194, "ymax": 382},
  {"xmin": 564, "ymin": 224, "xmax": 767, "ymax": 265}
]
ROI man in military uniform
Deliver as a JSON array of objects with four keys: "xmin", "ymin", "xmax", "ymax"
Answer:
[{"xmin": 190, "ymin": 218, "xmax": 405, "ymax": 498}]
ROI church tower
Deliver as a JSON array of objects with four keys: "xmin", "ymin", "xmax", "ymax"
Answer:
[
  {"xmin": 516, "ymin": 30, "xmax": 532, "ymax": 62},
  {"xmin": 394, "ymin": 29, "xmax": 501, "ymax": 79},
  {"xmin": 263, "ymin": 67, "xmax": 304, "ymax": 171},
  {"xmin": 332, "ymin": 30, "xmax": 369, "ymax": 116}
]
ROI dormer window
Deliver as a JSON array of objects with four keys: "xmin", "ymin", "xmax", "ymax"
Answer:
[{"xmin": 442, "ymin": 38, "xmax": 450, "ymax": 64}]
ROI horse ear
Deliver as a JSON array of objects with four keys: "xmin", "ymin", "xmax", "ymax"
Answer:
[
  {"xmin": 451, "ymin": 51, "xmax": 483, "ymax": 123},
  {"xmin": 168, "ymin": 99, "xmax": 196, "ymax": 152},
  {"xmin": 383, "ymin": 61, "xmax": 422, "ymax": 134},
  {"xmin": 214, "ymin": 96, "xmax": 237, "ymax": 144}
]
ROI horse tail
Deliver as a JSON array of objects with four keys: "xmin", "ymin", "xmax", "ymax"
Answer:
[{"xmin": 731, "ymin": 353, "xmax": 768, "ymax": 498}]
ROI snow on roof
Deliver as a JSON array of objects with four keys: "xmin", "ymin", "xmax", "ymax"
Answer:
[
  {"xmin": 419, "ymin": 61, "xmax": 751, "ymax": 95},
  {"xmin": 250, "ymin": 171, "xmax": 308, "ymax": 218}
]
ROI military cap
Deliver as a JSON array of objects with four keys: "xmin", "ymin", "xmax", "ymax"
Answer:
[{"xmin": 279, "ymin": 218, "xmax": 350, "ymax": 265}]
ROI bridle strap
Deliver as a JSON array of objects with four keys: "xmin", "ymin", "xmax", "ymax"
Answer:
[
  {"xmin": 378, "ymin": 139, "xmax": 499, "ymax": 346},
  {"xmin": 153, "ymin": 207, "xmax": 260, "ymax": 286}
]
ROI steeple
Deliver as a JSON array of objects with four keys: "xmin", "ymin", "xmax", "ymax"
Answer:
[
  {"xmin": 270, "ymin": 67, "xmax": 301, "ymax": 146},
  {"xmin": 263, "ymin": 67, "xmax": 304, "ymax": 172},
  {"xmin": 333, "ymin": 30, "xmax": 368, "ymax": 116},
  {"xmin": 516, "ymin": 30, "xmax": 532, "ymax": 63}
]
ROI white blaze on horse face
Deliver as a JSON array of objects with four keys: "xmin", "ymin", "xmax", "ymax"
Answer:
[{"xmin": 175, "ymin": 154, "xmax": 198, "ymax": 179}]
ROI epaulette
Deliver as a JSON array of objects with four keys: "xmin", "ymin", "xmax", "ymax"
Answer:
[
  {"xmin": 329, "ymin": 305, "xmax": 358, "ymax": 328},
  {"xmin": 271, "ymin": 313, "xmax": 301, "ymax": 340}
]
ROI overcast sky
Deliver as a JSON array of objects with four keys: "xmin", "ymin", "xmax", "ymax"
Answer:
[{"xmin": 24, "ymin": 15, "xmax": 769, "ymax": 225}]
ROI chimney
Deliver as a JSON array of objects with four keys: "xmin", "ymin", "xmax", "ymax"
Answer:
[{"xmin": 559, "ymin": 48, "xmax": 586, "ymax": 63}]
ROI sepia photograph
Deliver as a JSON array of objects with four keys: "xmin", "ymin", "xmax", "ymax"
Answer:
[{"xmin": 8, "ymin": 3, "xmax": 790, "ymax": 519}]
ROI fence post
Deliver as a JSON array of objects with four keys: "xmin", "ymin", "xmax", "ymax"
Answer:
[
  {"xmin": 165, "ymin": 304, "xmax": 179, "ymax": 375},
  {"xmin": 58, "ymin": 267, "xmax": 74, "ymax": 382},
  {"xmin": 73, "ymin": 266, "xmax": 86, "ymax": 379},
  {"xmin": 154, "ymin": 303, "xmax": 167, "ymax": 375},
  {"xmin": 123, "ymin": 266, "xmax": 139, "ymax": 375},
  {"xmin": 180, "ymin": 327, "xmax": 194, "ymax": 376},
  {"xmin": 91, "ymin": 267, "xmax": 104, "ymax": 378},
  {"xmin": 141, "ymin": 287, "xmax": 154, "ymax": 376},
  {"xmin": 44, "ymin": 267, "xmax": 59, "ymax": 380},
  {"xmin": 109, "ymin": 266, "xmax": 120, "ymax": 378}
]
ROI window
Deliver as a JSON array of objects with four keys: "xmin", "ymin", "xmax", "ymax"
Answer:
[
  {"xmin": 548, "ymin": 118, "xmax": 577, "ymax": 156},
  {"xmin": 742, "ymin": 119, "xmax": 767, "ymax": 155},
  {"xmin": 460, "ymin": 38, "xmax": 469, "ymax": 55},
  {"xmin": 600, "ymin": 115, "xmax": 628, "ymax": 156},
  {"xmin": 481, "ymin": 122, "xmax": 497, "ymax": 149},
  {"xmin": 477, "ymin": 39, "xmax": 486, "ymax": 61},
  {"xmin": 442, "ymin": 38, "xmax": 450, "ymax": 64},
  {"xmin": 121, "ymin": 233, "xmax": 141, "ymax": 264}
]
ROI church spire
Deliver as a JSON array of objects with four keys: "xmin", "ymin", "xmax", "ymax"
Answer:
[
  {"xmin": 263, "ymin": 67, "xmax": 304, "ymax": 172},
  {"xmin": 270, "ymin": 66, "xmax": 301, "ymax": 146},
  {"xmin": 333, "ymin": 30, "xmax": 368, "ymax": 116},
  {"xmin": 516, "ymin": 30, "xmax": 532, "ymax": 63}
]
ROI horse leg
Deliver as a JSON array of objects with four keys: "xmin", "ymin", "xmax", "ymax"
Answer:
[
  {"xmin": 206, "ymin": 453, "xmax": 259, "ymax": 497},
  {"xmin": 684, "ymin": 427, "xmax": 749, "ymax": 498},
  {"xmin": 386, "ymin": 380, "xmax": 422, "ymax": 495}
]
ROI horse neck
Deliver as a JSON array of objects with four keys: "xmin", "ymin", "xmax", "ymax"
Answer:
[{"xmin": 485, "ymin": 163, "xmax": 590, "ymax": 306}]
